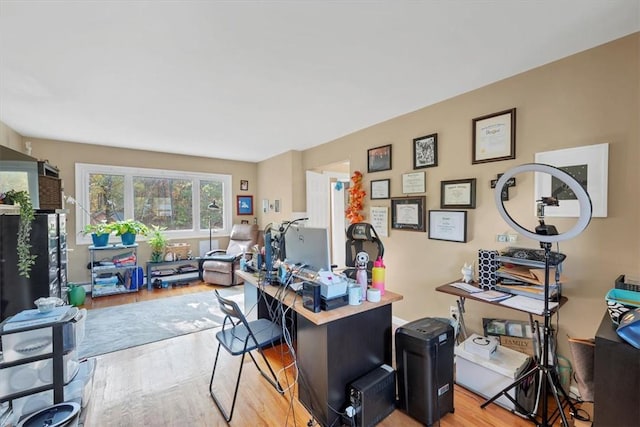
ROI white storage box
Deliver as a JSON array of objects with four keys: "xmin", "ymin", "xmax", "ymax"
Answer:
[
  {"xmin": 455, "ymin": 337, "xmax": 532, "ymax": 411},
  {"xmin": 9, "ymin": 358, "xmax": 95, "ymax": 420},
  {"xmin": 0, "ymin": 351, "xmax": 79, "ymax": 399},
  {"xmin": 1, "ymin": 309, "xmax": 79, "ymax": 363}
]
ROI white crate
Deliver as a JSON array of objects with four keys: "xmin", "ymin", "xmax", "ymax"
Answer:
[
  {"xmin": 0, "ymin": 351, "xmax": 79, "ymax": 399},
  {"xmin": 455, "ymin": 338, "xmax": 531, "ymax": 410}
]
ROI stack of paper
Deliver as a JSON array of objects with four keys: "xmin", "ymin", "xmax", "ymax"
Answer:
[
  {"xmin": 473, "ymin": 290, "xmax": 512, "ymax": 302},
  {"xmin": 496, "ymin": 264, "xmax": 565, "ymax": 300}
]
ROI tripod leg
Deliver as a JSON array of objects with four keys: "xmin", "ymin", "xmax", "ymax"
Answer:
[{"xmin": 480, "ymin": 363, "xmax": 540, "ymax": 424}]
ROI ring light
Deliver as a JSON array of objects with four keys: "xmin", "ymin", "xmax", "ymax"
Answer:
[{"xmin": 494, "ymin": 163, "xmax": 592, "ymax": 243}]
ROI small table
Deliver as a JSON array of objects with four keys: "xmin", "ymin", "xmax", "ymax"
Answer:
[{"xmin": 145, "ymin": 258, "xmax": 201, "ymax": 290}]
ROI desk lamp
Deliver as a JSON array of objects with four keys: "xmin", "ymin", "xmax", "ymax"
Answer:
[
  {"xmin": 485, "ymin": 163, "xmax": 592, "ymax": 427},
  {"xmin": 208, "ymin": 200, "xmax": 220, "ymax": 252}
]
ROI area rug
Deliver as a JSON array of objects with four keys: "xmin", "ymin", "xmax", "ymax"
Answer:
[{"xmin": 78, "ymin": 287, "xmax": 244, "ymax": 359}]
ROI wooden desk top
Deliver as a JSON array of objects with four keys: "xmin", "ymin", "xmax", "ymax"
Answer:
[
  {"xmin": 436, "ymin": 281, "xmax": 567, "ymax": 316},
  {"xmin": 237, "ymin": 270, "xmax": 403, "ymax": 326}
]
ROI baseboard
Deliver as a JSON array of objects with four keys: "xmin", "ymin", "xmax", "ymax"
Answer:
[{"xmin": 392, "ymin": 315, "xmax": 408, "ymax": 327}]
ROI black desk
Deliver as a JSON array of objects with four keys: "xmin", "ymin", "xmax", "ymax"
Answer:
[
  {"xmin": 594, "ymin": 312, "xmax": 640, "ymax": 427},
  {"xmin": 239, "ymin": 270, "xmax": 402, "ymax": 426}
]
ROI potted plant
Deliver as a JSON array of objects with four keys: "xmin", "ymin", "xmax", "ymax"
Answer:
[
  {"xmin": 147, "ymin": 225, "xmax": 168, "ymax": 262},
  {"xmin": 1, "ymin": 190, "xmax": 36, "ymax": 277},
  {"xmin": 82, "ymin": 221, "xmax": 112, "ymax": 247},
  {"xmin": 109, "ymin": 219, "xmax": 149, "ymax": 245}
]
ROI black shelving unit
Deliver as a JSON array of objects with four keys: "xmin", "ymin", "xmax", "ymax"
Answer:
[{"xmin": 0, "ymin": 213, "xmax": 66, "ymax": 322}]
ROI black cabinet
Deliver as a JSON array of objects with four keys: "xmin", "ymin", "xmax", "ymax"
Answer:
[
  {"xmin": 0, "ymin": 213, "xmax": 66, "ymax": 322},
  {"xmin": 594, "ymin": 312, "xmax": 640, "ymax": 427}
]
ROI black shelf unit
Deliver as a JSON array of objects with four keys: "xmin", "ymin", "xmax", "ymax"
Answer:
[{"xmin": 0, "ymin": 213, "xmax": 66, "ymax": 322}]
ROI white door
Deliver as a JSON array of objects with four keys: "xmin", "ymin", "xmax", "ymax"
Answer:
[
  {"xmin": 305, "ymin": 171, "xmax": 329, "ymax": 228},
  {"xmin": 306, "ymin": 170, "xmax": 349, "ymax": 269}
]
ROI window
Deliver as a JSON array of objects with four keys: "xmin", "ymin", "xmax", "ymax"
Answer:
[{"xmin": 75, "ymin": 163, "xmax": 231, "ymax": 244}]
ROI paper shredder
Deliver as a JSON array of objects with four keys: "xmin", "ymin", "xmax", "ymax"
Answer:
[{"xmin": 395, "ymin": 317, "xmax": 455, "ymax": 426}]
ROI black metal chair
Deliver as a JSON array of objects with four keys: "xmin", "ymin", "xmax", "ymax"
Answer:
[
  {"xmin": 344, "ymin": 222, "xmax": 385, "ymax": 282},
  {"xmin": 209, "ymin": 290, "xmax": 284, "ymax": 422}
]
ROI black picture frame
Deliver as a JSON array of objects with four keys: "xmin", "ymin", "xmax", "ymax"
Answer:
[
  {"xmin": 370, "ymin": 179, "xmax": 390, "ymax": 200},
  {"xmin": 413, "ymin": 133, "xmax": 438, "ymax": 169},
  {"xmin": 428, "ymin": 210, "xmax": 468, "ymax": 243},
  {"xmin": 367, "ymin": 144, "xmax": 392, "ymax": 173},
  {"xmin": 472, "ymin": 108, "xmax": 516, "ymax": 164},
  {"xmin": 440, "ymin": 178, "xmax": 476, "ymax": 209},
  {"xmin": 236, "ymin": 195, "xmax": 253, "ymax": 215},
  {"xmin": 391, "ymin": 196, "xmax": 426, "ymax": 232},
  {"xmin": 240, "ymin": 180, "xmax": 249, "ymax": 191}
]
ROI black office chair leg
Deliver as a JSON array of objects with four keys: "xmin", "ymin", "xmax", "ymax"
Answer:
[
  {"xmin": 209, "ymin": 344, "xmax": 248, "ymax": 423},
  {"xmin": 247, "ymin": 349, "xmax": 284, "ymax": 393}
]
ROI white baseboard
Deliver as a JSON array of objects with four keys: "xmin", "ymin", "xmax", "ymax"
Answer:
[{"xmin": 392, "ymin": 315, "xmax": 408, "ymax": 327}]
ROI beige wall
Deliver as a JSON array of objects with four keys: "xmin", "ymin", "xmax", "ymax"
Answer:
[
  {"xmin": 0, "ymin": 121, "xmax": 24, "ymax": 152},
  {"xmin": 302, "ymin": 33, "xmax": 640, "ymax": 357}
]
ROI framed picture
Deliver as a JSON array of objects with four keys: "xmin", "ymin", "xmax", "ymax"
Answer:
[
  {"xmin": 472, "ymin": 108, "xmax": 516, "ymax": 164},
  {"xmin": 368, "ymin": 144, "xmax": 392, "ymax": 173},
  {"xmin": 370, "ymin": 179, "xmax": 390, "ymax": 200},
  {"xmin": 391, "ymin": 196, "xmax": 426, "ymax": 232},
  {"xmin": 240, "ymin": 180, "xmax": 249, "ymax": 191},
  {"xmin": 402, "ymin": 172, "xmax": 425, "ymax": 194},
  {"xmin": 413, "ymin": 133, "xmax": 438, "ymax": 169},
  {"xmin": 237, "ymin": 195, "xmax": 253, "ymax": 215},
  {"xmin": 369, "ymin": 206, "xmax": 389, "ymax": 237},
  {"xmin": 441, "ymin": 178, "xmax": 476, "ymax": 209},
  {"xmin": 534, "ymin": 143, "xmax": 608, "ymax": 217},
  {"xmin": 429, "ymin": 210, "xmax": 468, "ymax": 243}
]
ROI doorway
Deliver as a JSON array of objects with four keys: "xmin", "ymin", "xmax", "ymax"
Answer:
[{"xmin": 305, "ymin": 162, "xmax": 350, "ymax": 270}]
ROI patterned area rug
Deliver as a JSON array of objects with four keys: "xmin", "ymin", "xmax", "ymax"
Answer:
[{"xmin": 78, "ymin": 287, "xmax": 244, "ymax": 358}]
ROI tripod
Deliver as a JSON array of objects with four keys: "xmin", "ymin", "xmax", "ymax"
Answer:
[{"xmin": 481, "ymin": 241, "xmax": 578, "ymax": 426}]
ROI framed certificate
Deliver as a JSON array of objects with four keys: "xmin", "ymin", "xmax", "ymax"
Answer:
[
  {"xmin": 370, "ymin": 179, "xmax": 390, "ymax": 200},
  {"xmin": 472, "ymin": 108, "xmax": 516, "ymax": 164},
  {"xmin": 391, "ymin": 196, "xmax": 426, "ymax": 232},
  {"xmin": 402, "ymin": 172, "xmax": 425, "ymax": 194},
  {"xmin": 428, "ymin": 210, "xmax": 468, "ymax": 243},
  {"xmin": 441, "ymin": 178, "xmax": 476, "ymax": 209}
]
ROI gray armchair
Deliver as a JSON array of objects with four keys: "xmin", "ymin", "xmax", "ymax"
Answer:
[{"xmin": 200, "ymin": 223, "xmax": 260, "ymax": 286}]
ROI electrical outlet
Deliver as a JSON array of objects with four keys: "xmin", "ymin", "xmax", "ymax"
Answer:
[
  {"xmin": 496, "ymin": 234, "xmax": 508, "ymax": 242},
  {"xmin": 508, "ymin": 234, "xmax": 518, "ymax": 242},
  {"xmin": 449, "ymin": 305, "xmax": 459, "ymax": 319}
]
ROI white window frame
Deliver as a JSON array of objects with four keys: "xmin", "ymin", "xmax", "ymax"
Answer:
[{"xmin": 74, "ymin": 163, "xmax": 232, "ymax": 245}]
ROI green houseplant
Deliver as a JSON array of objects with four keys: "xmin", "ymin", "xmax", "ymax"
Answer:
[
  {"xmin": 109, "ymin": 219, "xmax": 149, "ymax": 245},
  {"xmin": 147, "ymin": 225, "xmax": 168, "ymax": 262},
  {"xmin": 82, "ymin": 221, "xmax": 112, "ymax": 247},
  {"xmin": 1, "ymin": 190, "xmax": 37, "ymax": 278}
]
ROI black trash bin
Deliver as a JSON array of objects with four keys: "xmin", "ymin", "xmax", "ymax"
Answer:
[{"xmin": 395, "ymin": 317, "xmax": 455, "ymax": 426}]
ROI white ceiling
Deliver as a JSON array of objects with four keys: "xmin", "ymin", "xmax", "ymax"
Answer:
[{"xmin": 1, "ymin": 1, "xmax": 638, "ymax": 163}]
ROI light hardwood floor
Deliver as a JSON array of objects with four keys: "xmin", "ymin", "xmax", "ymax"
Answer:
[{"xmin": 81, "ymin": 283, "xmax": 579, "ymax": 426}]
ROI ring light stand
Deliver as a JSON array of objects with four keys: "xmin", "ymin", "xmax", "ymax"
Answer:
[{"xmin": 482, "ymin": 163, "xmax": 592, "ymax": 427}]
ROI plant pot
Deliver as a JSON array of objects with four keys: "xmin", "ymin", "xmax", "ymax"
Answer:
[
  {"xmin": 151, "ymin": 252, "xmax": 164, "ymax": 263},
  {"xmin": 91, "ymin": 233, "xmax": 109, "ymax": 247},
  {"xmin": 68, "ymin": 284, "xmax": 87, "ymax": 307},
  {"xmin": 120, "ymin": 232, "xmax": 136, "ymax": 246}
]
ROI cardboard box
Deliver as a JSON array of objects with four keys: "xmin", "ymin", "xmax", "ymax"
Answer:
[{"xmin": 499, "ymin": 335, "xmax": 535, "ymax": 356}]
